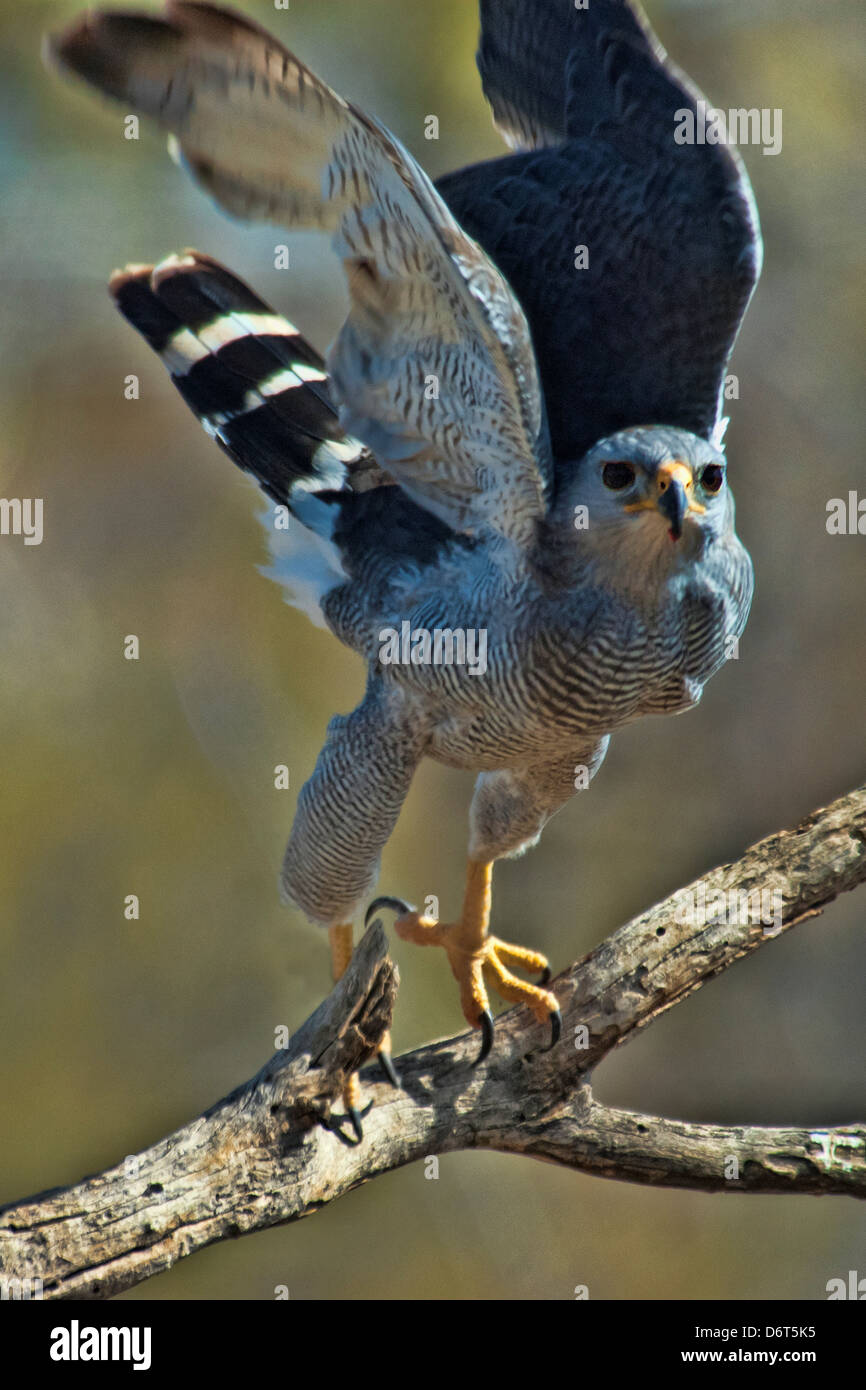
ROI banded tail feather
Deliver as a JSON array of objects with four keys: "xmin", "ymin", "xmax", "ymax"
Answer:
[
  {"xmin": 105, "ymin": 248, "xmax": 465, "ymax": 632},
  {"xmin": 49, "ymin": 0, "xmax": 483, "ymax": 623},
  {"xmin": 109, "ymin": 250, "xmax": 369, "ymax": 518}
]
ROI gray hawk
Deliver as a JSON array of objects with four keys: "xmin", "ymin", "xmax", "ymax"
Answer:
[{"xmin": 48, "ymin": 0, "xmax": 761, "ymax": 1138}]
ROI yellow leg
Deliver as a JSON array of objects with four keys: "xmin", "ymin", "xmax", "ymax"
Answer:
[{"xmin": 390, "ymin": 860, "xmax": 560, "ymax": 1059}]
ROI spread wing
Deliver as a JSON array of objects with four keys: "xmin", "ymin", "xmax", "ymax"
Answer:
[
  {"xmin": 436, "ymin": 0, "xmax": 762, "ymax": 472},
  {"xmin": 47, "ymin": 0, "xmax": 552, "ymax": 544}
]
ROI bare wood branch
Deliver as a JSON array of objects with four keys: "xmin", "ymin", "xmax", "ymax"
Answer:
[
  {"xmin": 1, "ymin": 784, "xmax": 864, "ymax": 1300},
  {"xmin": 499, "ymin": 1096, "xmax": 866, "ymax": 1196}
]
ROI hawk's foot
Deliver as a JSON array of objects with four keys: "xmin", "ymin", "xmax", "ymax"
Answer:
[
  {"xmin": 366, "ymin": 860, "xmax": 560, "ymax": 1065},
  {"xmin": 335, "ymin": 1071, "xmax": 365, "ymax": 1144},
  {"xmin": 376, "ymin": 1028, "xmax": 401, "ymax": 1089},
  {"xmin": 327, "ymin": 925, "xmax": 400, "ymax": 1145}
]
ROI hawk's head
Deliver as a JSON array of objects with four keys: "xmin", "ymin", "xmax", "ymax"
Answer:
[{"xmin": 567, "ymin": 426, "xmax": 733, "ymax": 555}]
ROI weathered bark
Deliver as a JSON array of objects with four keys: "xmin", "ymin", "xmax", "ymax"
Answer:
[{"xmin": 1, "ymin": 784, "xmax": 864, "ymax": 1300}]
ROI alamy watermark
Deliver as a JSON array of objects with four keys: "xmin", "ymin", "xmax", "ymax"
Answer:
[
  {"xmin": 675, "ymin": 101, "xmax": 782, "ymax": 157},
  {"xmin": 0, "ymin": 497, "xmax": 43, "ymax": 545},
  {"xmin": 49, "ymin": 1320, "xmax": 152, "ymax": 1370},
  {"xmin": 826, "ymin": 491, "xmax": 866, "ymax": 535},
  {"xmin": 1, "ymin": 1275, "xmax": 43, "ymax": 1299},
  {"xmin": 378, "ymin": 621, "xmax": 488, "ymax": 677}
]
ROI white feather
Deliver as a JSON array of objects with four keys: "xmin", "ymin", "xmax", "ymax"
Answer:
[{"xmin": 258, "ymin": 504, "xmax": 344, "ymax": 630}]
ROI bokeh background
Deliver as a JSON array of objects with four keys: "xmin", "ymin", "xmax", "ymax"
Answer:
[{"xmin": 1, "ymin": 0, "xmax": 864, "ymax": 1300}]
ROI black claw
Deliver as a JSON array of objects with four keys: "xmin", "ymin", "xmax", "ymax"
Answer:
[
  {"xmin": 540, "ymin": 1006, "xmax": 562, "ymax": 1054},
  {"xmin": 327, "ymin": 1098, "xmax": 373, "ymax": 1145},
  {"xmin": 472, "ymin": 1009, "xmax": 495, "ymax": 1067},
  {"xmin": 538, "ymin": 965, "xmax": 551, "ymax": 985},
  {"xmin": 524, "ymin": 1006, "xmax": 562, "ymax": 1061},
  {"xmin": 378, "ymin": 1050, "xmax": 401, "ymax": 1089},
  {"xmin": 365, "ymin": 895, "xmax": 415, "ymax": 927}
]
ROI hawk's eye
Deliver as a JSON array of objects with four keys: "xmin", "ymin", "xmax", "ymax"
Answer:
[
  {"xmin": 602, "ymin": 461, "xmax": 635, "ymax": 490},
  {"xmin": 701, "ymin": 464, "xmax": 725, "ymax": 493}
]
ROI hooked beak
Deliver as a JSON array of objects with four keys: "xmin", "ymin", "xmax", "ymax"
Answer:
[
  {"xmin": 625, "ymin": 460, "xmax": 706, "ymax": 541},
  {"xmin": 657, "ymin": 464, "xmax": 689, "ymax": 540}
]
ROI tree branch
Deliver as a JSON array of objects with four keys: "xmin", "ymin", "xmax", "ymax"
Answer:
[{"xmin": 1, "ymin": 784, "xmax": 864, "ymax": 1299}]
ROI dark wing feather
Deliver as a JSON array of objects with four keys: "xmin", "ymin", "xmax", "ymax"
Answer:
[{"xmin": 436, "ymin": 0, "xmax": 762, "ymax": 472}]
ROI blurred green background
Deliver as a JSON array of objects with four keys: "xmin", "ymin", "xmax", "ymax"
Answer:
[{"xmin": 1, "ymin": 0, "xmax": 864, "ymax": 1300}]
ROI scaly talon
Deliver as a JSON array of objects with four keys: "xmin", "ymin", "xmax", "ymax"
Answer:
[
  {"xmin": 378, "ymin": 1050, "xmax": 401, "ymax": 1087},
  {"xmin": 330, "ymin": 1094, "xmax": 373, "ymax": 1145},
  {"xmin": 388, "ymin": 860, "xmax": 561, "ymax": 1062},
  {"xmin": 543, "ymin": 1006, "xmax": 562, "ymax": 1052},
  {"xmin": 525, "ymin": 1005, "xmax": 562, "ymax": 1060},
  {"xmin": 327, "ymin": 1067, "xmax": 369, "ymax": 1144},
  {"xmin": 377, "ymin": 1028, "xmax": 401, "ymax": 1087},
  {"xmin": 328, "ymin": 923, "xmax": 385, "ymax": 1143},
  {"xmin": 365, "ymin": 895, "xmax": 415, "ymax": 926},
  {"xmin": 473, "ymin": 1009, "xmax": 495, "ymax": 1067}
]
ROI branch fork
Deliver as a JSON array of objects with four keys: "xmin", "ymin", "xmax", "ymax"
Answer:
[{"xmin": 2, "ymin": 785, "xmax": 864, "ymax": 1298}]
